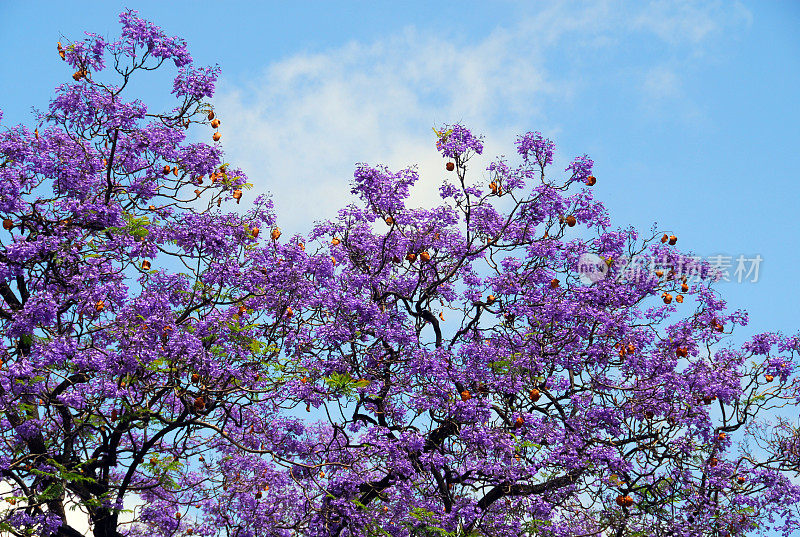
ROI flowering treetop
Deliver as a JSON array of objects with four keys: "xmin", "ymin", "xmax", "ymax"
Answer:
[{"xmin": 0, "ymin": 11, "xmax": 799, "ymax": 537}]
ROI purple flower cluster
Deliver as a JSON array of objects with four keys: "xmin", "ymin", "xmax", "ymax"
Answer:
[
  {"xmin": 62, "ymin": 32, "xmax": 107, "ymax": 72},
  {"xmin": 350, "ymin": 163, "xmax": 420, "ymax": 216},
  {"xmin": 173, "ymin": 65, "xmax": 222, "ymax": 99},
  {"xmin": 517, "ymin": 130, "xmax": 555, "ymax": 166},
  {"xmin": 565, "ymin": 154, "xmax": 595, "ymax": 183},
  {"xmin": 435, "ymin": 123, "xmax": 484, "ymax": 158},
  {"xmin": 116, "ymin": 10, "xmax": 192, "ymax": 67},
  {"xmin": 0, "ymin": 11, "xmax": 798, "ymax": 537}
]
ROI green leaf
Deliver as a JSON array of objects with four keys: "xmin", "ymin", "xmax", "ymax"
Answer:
[{"xmin": 38, "ymin": 482, "xmax": 64, "ymax": 501}]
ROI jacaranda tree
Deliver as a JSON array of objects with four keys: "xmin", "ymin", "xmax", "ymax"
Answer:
[{"xmin": 1, "ymin": 11, "xmax": 799, "ymax": 537}]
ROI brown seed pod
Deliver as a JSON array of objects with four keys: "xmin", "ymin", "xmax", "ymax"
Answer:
[
  {"xmin": 194, "ymin": 397, "xmax": 205, "ymax": 410},
  {"xmin": 271, "ymin": 228, "xmax": 281, "ymax": 241},
  {"xmin": 212, "ymin": 132, "xmax": 221, "ymax": 142},
  {"xmin": 661, "ymin": 234, "xmax": 669, "ymax": 243},
  {"xmin": 141, "ymin": 260, "xmax": 151, "ymax": 270},
  {"xmin": 406, "ymin": 253, "xmax": 417, "ymax": 263},
  {"xmin": 681, "ymin": 283, "xmax": 689, "ymax": 292},
  {"xmin": 530, "ymin": 388, "xmax": 540, "ymax": 402},
  {"xmin": 676, "ymin": 295, "xmax": 684, "ymax": 303},
  {"xmin": 3, "ymin": 218, "xmax": 12, "ymax": 230},
  {"xmin": 586, "ymin": 175, "xmax": 596, "ymax": 186},
  {"xmin": 668, "ymin": 235, "xmax": 677, "ymax": 245},
  {"xmin": 765, "ymin": 374, "xmax": 774, "ymax": 382},
  {"xmin": 331, "ymin": 237, "xmax": 340, "ymax": 246},
  {"xmin": 385, "ymin": 216, "xmax": 393, "ymax": 225},
  {"xmin": 486, "ymin": 295, "xmax": 496, "ymax": 305},
  {"xmin": 163, "ymin": 165, "xmax": 171, "ymax": 174},
  {"xmin": 446, "ymin": 162, "xmax": 455, "ymax": 171},
  {"xmin": 211, "ymin": 119, "xmax": 220, "ymax": 129},
  {"xmin": 191, "ymin": 373, "xmax": 200, "ymax": 383},
  {"xmin": 286, "ymin": 306, "xmax": 293, "ymax": 317},
  {"xmin": 550, "ymin": 278, "xmax": 560, "ymax": 289},
  {"xmin": 675, "ymin": 347, "xmax": 688, "ymax": 358},
  {"xmin": 663, "ymin": 293, "xmax": 672, "ymax": 304},
  {"xmin": 460, "ymin": 390, "xmax": 471, "ymax": 401},
  {"xmin": 420, "ymin": 251, "xmax": 430, "ymax": 262},
  {"xmin": 207, "ymin": 110, "xmax": 215, "ymax": 120},
  {"xmin": 514, "ymin": 416, "xmax": 525, "ymax": 429},
  {"xmin": 565, "ymin": 215, "xmax": 577, "ymax": 227},
  {"xmin": 232, "ymin": 190, "xmax": 242, "ymax": 204},
  {"xmin": 95, "ymin": 300, "xmax": 105, "ymax": 312}
]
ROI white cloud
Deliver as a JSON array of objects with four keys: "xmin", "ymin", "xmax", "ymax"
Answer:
[
  {"xmin": 210, "ymin": 0, "xmax": 751, "ymax": 239},
  {"xmin": 632, "ymin": 0, "xmax": 753, "ymax": 48},
  {"xmin": 211, "ymin": 24, "xmax": 560, "ymax": 237},
  {"xmin": 643, "ymin": 65, "xmax": 683, "ymax": 100}
]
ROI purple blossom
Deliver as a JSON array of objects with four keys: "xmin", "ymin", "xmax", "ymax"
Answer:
[
  {"xmin": 0, "ymin": 11, "xmax": 798, "ymax": 537},
  {"xmin": 435, "ymin": 123, "xmax": 484, "ymax": 158},
  {"xmin": 173, "ymin": 64, "xmax": 221, "ymax": 99},
  {"xmin": 517, "ymin": 130, "xmax": 555, "ymax": 165}
]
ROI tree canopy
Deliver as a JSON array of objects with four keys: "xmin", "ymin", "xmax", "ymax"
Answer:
[{"xmin": 1, "ymin": 11, "xmax": 799, "ymax": 537}]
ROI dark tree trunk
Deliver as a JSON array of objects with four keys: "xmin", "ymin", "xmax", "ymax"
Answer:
[
  {"xmin": 92, "ymin": 511, "xmax": 122, "ymax": 537},
  {"xmin": 56, "ymin": 524, "xmax": 88, "ymax": 537}
]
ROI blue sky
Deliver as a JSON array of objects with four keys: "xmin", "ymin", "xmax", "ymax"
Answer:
[
  {"xmin": 1, "ymin": 0, "xmax": 798, "ymax": 341},
  {"xmin": 1, "ymin": 2, "xmax": 799, "ymax": 342}
]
